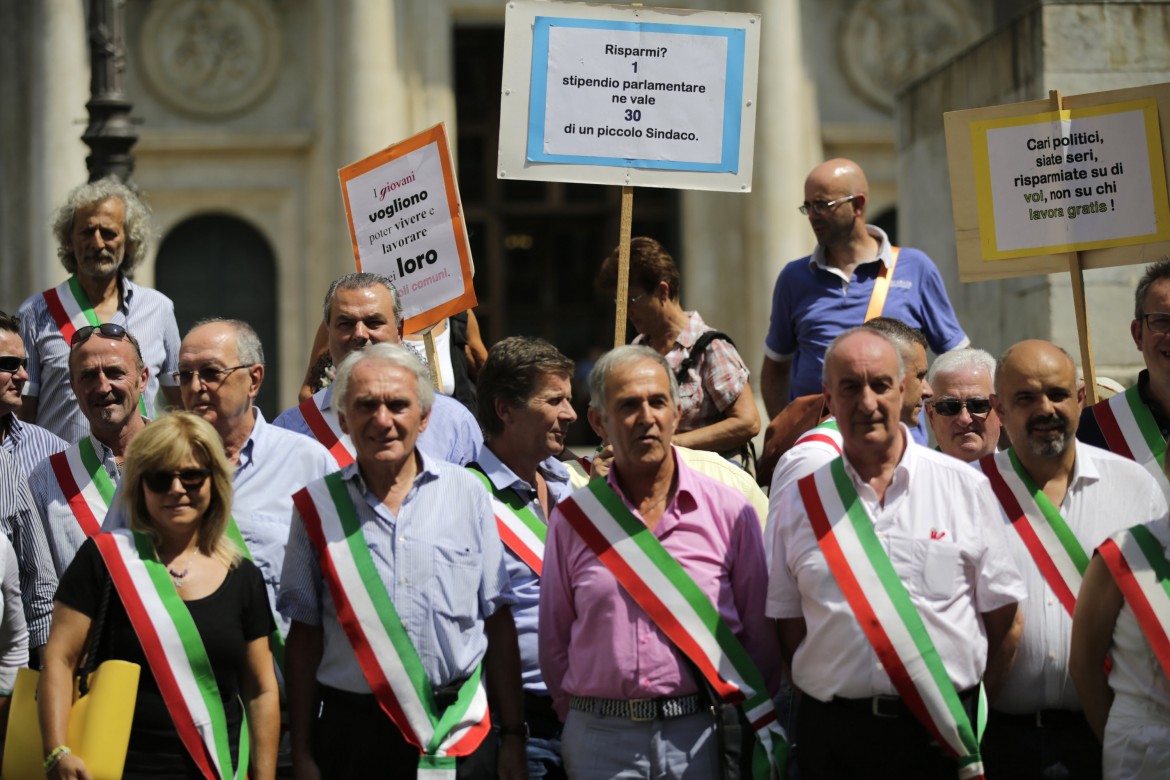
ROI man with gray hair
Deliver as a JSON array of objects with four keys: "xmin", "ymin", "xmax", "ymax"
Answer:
[
  {"xmin": 17, "ymin": 178, "xmax": 181, "ymax": 443},
  {"xmin": 279, "ymin": 343, "xmax": 526, "ymax": 779},
  {"xmin": 926, "ymin": 347, "xmax": 1002, "ymax": 462},
  {"xmin": 274, "ymin": 271, "xmax": 482, "ymax": 465},
  {"xmin": 540, "ymin": 345, "xmax": 784, "ymax": 779},
  {"xmin": 767, "ymin": 327, "xmax": 1024, "ymax": 778}
]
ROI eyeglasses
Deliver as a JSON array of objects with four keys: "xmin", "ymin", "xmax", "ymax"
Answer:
[
  {"xmin": 931, "ymin": 397, "xmax": 993, "ymax": 417},
  {"xmin": 0, "ymin": 356, "xmax": 27, "ymax": 374},
  {"xmin": 172, "ymin": 365, "xmax": 252, "ymax": 388},
  {"xmin": 143, "ymin": 468, "xmax": 212, "ymax": 494},
  {"xmin": 798, "ymin": 195, "xmax": 857, "ymax": 216},
  {"xmin": 70, "ymin": 322, "xmax": 128, "ymax": 347},
  {"xmin": 1141, "ymin": 312, "xmax": 1170, "ymax": 334}
]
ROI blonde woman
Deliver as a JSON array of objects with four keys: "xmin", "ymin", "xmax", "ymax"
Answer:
[{"xmin": 39, "ymin": 412, "xmax": 278, "ymax": 779}]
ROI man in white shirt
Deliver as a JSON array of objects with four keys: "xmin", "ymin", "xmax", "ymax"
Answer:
[
  {"xmin": 977, "ymin": 340, "xmax": 1166, "ymax": 779},
  {"xmin": 767, "ymin": 327, "xmax": 1025, "ymax": 779},
  {"xmin": 926, "ymin": 348, "xmax": 1001, "ymax": 463}
]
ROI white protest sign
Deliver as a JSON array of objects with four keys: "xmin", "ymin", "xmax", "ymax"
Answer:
[
  {"xmin": 971, "ymin": 99, "xmax": 1170, "ymax": 260},
  {"xmin": 499, "ymin": 1, "xmax": 760, "ymax": 191},
  {"xmin": 339, "ymin": 124, "xmax": 476, "ymax": 332}
]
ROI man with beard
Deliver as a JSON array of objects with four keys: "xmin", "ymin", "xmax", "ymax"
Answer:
[
  {"xmin": 274, "ymin": 272, "xmax": 482, "ymax": 466},
  {"xmin": 760, "ymin": 158, "xmax": 967, "ymax": 443},
  {"xmin": 975, "ymin": 340, "xmax": 1166, "ymax": 779},
  {"xmin": 27, "ymin": 324, "xmax": 149, "ymax": 576},
  {"xmin": 469, "ymin": 337, "xmax": 577, "ymax": 780},
  {"xmin": 17, "ymin": 179, "xmax": 181, "ymax": 443},
  {"xmin": 926, "ymin": 348, "xmax": 1002, "ymax": 462}
]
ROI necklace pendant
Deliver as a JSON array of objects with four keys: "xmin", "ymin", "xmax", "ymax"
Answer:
[{"xmin": 168, "ymin": 567, "xmax": 190, "ymax": 586}]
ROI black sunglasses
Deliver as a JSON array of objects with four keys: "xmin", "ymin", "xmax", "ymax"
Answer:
[
  {"xmin": 0, "ymin": 356, "xmax": 27, "ymax": 374},
  {"xmin": 143, "ymin": 468, "xmax": 212, "ymax": 494},
  {"xmin": 931, "ymin": 398, "xmax": 993, "ymax": 417},
  {"xmin": 70, "ymin": 322, "xmax": 128, "ymax": 347}
]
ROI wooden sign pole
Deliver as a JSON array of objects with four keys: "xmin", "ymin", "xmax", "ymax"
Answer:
[
  {"xmin": 613, "ymin": 185, "xmax": 635, "ymax": 348},
  {"xmin": 422, "ymin": 328, "xmax": 443, "ymax": 393},
  {"xmin": 1050, "ymin": 89, "xmax": 1099, "ymax": 404}
]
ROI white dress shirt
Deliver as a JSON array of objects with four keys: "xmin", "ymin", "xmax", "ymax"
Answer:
[{"xmin": 765, "ymin": 418, "xmax": 842, "ymax": 566}]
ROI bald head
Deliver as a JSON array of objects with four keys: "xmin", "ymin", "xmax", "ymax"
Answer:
[
  {"xmin": 803, "ymin": 159, "xmax": 869, "ymax": 248},
  {"xmin": 805, "ymin": 158, "xmax": 869, "ymax": 198},
  {"xmin": 994, "ymin": 340, "xmax": 1082, "ymax": 459}
]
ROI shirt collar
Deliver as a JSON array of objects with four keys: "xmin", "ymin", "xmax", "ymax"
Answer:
[
  {"xmin": 2, "ymin": 413, "xmax": 22, "ymax": 446},
  {"xmin": 840, "ymin": 423, "xmax": 915, "ymax": 492},
  {"xmin": 475, "ymin": 445, "xmax": 571, "ymax": 495},
  {"xmin": 342, "ymin": 448, "xmax": 441, "ymax": 494},
  {"xmin": 318, "ymin": 385, "xmax": 334, "ymax": 411},
  {"xmin": 235, "ymin": 408, "xmax": 265, "ymax": 472},
  {"xmin": 604, "ymin": 445, "xmax": 699, "ymax": 524},
  {"xmin": 808, "ymin": 224, "xmax": 895, "ymax": 275}
]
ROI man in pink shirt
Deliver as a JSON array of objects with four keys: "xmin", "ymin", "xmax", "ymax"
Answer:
[{"xmin": 539, "ymin": 345, "xmax": 780, "ymax": 779}]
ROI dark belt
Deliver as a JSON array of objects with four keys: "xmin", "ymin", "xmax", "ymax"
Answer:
[
  {"xmin": 832, "ymin": 687, "xmax": 978, "ymax": 719},
  {"xmin": 992, "ymin": 708, "xmax": 1087, "ymax": 729}
]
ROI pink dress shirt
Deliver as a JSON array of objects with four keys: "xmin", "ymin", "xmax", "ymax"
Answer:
[{"xmin": 538, "ymin": 448, "xmax": 780, "ymax": 718}]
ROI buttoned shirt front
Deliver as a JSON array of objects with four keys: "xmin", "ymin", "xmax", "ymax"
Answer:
[
  {"xmin": 0, "ymin": 414, "xmax": 67, "ymax": 479},
  {"xmin": 272, "ymin": 384, "xmax": 482, "ymax": 466},
  {"xmin": 472, "ymin": 447, "xmax": 573, "ymax": 695},
  {"xmin": 28, "ymin": 432, "xmax": 123, "ymax": 576},
  {"xmin": 17, "ymin": 275, "xmax": 180, "ymax": 443},
  {"xmin": 0, "ymin": 447, "xmax": 56, "ymax": 648},
  {"xmin": 766, "ymin": 431, "xmax": 1026, "ymax": 701},
  {"xmin": 539, "ymin": 449, "xmax": 778, "ymax": 717},
  {"xmin": 278, "ymin": 454, "xmax": 514, "ymax": 692},
  {"xmin": 990, "ymin": 441, "xmax": 1166, "ymax": 714}
]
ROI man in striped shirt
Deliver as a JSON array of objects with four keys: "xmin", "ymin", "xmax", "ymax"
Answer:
[
  {"xmin": 0, "ymin": 444, "xmax": 56, "ymax": 659},
  {"xmin": 0, "ymin": 311, "xmax": 67, "ymax": 477},
  {"xmin": 16, "ymin": 178, "xmax": 180, "ymax": 443}
]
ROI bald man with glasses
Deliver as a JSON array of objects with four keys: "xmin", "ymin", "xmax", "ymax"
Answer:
[{"xmin": 760, "ymin": 158, "xmax": 968, "ymax": 444}]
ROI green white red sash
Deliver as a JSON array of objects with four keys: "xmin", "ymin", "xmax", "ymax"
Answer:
[
  {"xmin": 1089, "ymin": 385, "xmax": 1167, "ymax": 488},
  {"xmin": 557, "ymin": 478, "xmax": 787, "ymax": 779},
  {"xmin": 293, "ymin": 473, "xmax": 490, "ymax": 778},
  {"xmin": 223, "ymin": 516, "xmax": 286, "ymax": 669},
  {"xmin": 298, "ymin": 394, "xmax": 354, "ymax": 467},
  {"xmin": 978, "ymin": 450, "xmax": 1088, "ymax": 617},
  {"xmin": 798, "ymin": 459, "xmax": 985, "ymax": 779},
  {"xmin": 42, "ymin": 277, "xmax": 98, "ymax": 345},
  {"xmin": 794, "ymin": 418, "xmax": 842, "ymax": 454},
  {"xmin": 93, "ymin": 530, "xmax": 248, "ymax": 780},
  {"xmin": 466, "ymin": 466, "xmax": 546, "ymax": 577},
  {"xmin": 1098, "ymin": 524, "xmax": 1170, "ymax": 681},
  {"xmin": 48, "ymin": 438, "xmax": 115, "ymax": 538}
]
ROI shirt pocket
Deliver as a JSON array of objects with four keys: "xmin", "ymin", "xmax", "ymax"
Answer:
[
  {"xmin": 914, "ymin": 538, "xmax": 962, "ymax": 600},
  {"xmin": 431, "ymin": 544, "xmax": 480, "ymax": 623}
]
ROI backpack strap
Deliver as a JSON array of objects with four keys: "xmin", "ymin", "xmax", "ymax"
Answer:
[{"xmin": 676, "ymin": 330, "xmax": 735, "ymax": 384}]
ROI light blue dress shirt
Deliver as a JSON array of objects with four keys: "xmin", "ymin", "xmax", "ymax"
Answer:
[{"xmin": 1, "ymin": 414, "xmax": 67, "ymax": 479}]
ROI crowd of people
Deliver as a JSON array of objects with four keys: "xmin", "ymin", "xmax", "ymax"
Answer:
[{"xmin": 0, "ymin": 158, "xmax": 1166, "ymax": 780}]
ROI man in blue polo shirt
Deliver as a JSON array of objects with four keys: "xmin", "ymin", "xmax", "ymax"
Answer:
[{"xmin": 761, "ymin": 159, "xmax": 968, "ymax": 443}]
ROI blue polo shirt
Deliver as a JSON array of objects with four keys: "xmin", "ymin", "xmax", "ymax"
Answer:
[{"xmin": 765, "ymin": 227, "xmax": 968, "ymax": 396}]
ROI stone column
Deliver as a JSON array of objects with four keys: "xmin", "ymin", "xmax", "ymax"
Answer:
[{"xmin": 29, "ymin": 0, "xmax": 90, "ymax": 294}]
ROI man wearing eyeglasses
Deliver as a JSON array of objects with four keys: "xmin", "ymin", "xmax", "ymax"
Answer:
[
  {"xmin": 926, "ymin": 348, "xmax": 1002, "ymax": 462},
  {"xmin": 0, "ymin": 311, "xmax": 67, "ymax": 478},
  {"xmin": 1079, "ymin": 258, "xmax": 1170, "ymax": 501},
  {"xmin": 761, "ymin": 158, "xmax": 968, "ymax": 444},
  {"xmin": 274, "ymin": 272, "xmax": 483, "ymax": 466},
  {"xmin": 976, "ymin": 340, "xmax": 1166, "ymax": 779},
  {"xmin": 16, "ymin": 178, "xmax": 182, "ymax": 444}
]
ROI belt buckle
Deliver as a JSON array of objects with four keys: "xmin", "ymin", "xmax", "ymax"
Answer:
[
  {"xmin": 872, "ymin": 696, "xmax": 898, "ymax": 719},
  {"xmin": 628, "ymin": 698, "xmax": 656, "ymax": 722}
]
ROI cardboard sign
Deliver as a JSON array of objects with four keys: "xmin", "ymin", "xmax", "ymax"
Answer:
[
  {"xmin": 945, "ymin": 82, "xmax": 1170, "ymax": 282},
  {"xmin": 338, "ymin": 124, "xmax": 476, "ymax": 332},
  {"xmin": 971, "ymin": 99, "xmax": 1170, "ymax": 260},
  {"xmin": 500, "ymin": 0, "xmax": 760, "ymax": 192}
]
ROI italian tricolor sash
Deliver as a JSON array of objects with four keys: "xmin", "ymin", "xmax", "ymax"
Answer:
[
  {"xmin": 293, "ymin": 473, "xmax": 490, "ymax": 778},
  {"xmin": 978, "ymin": 450, "xmax": 1088, "ymax": 617},
  {"xmin": 798, "ymin": 459, "xmax": 985, "ymax": 779},
  {"xmin": 1089, "ymin": 385, "xmax": 1167, "ymax": 487},
  {"xmin": 298, "ymin": 395, "xmax": 354, "ymax": 467},
  {"xmin": 794, "ymin": 418, "xmax": 842, "ymax": 454},
  {"xmin": 557, "ymin": 479, "xmax": 787, "ymax": 779},
  {"xmin": 42, "ymin": 277, "xmax": 98, "ymax": 345},
  {"xmin": 48, "ymin": 438, "xmax": 115, "ymax": 538},
  {"xmin": 466, "ymin": 465, "xmax": 546, "ymax": 577},
  {"xmin": 222, "ymin": 516, "xmax": 286, "ymax": 669},
  {"xmin": 93, "ymin": 531, "xmax": 249, "ymax": 780},
  {"xmin": 1098, "ymin": 525, "xmax": 1170, "ymax": 681}
]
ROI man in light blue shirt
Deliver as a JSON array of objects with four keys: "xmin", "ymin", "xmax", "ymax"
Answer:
[
  {"xmin": 469, "ymin": 336, "xmax": 578, "ymax": 780},
  {"xmin": 0, "ymin": 312, "xmax": 67, "ymax": 478},
  {"xmin": 279, "ymin": 343, "xmax": 524, "ymax": 780},
  {"xmin": 273, "ymin": 272, "xmax": 482, "ymax": 465}
]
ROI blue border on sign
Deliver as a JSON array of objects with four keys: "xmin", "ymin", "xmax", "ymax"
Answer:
[{"xmin": 526, "ymin": 17, "xmax": 745, "ymax": 173}]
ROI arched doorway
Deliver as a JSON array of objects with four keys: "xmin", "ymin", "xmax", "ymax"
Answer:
[{"xmin": 155, "ymin": 215, "xmax": 281, "ymax": 417}]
